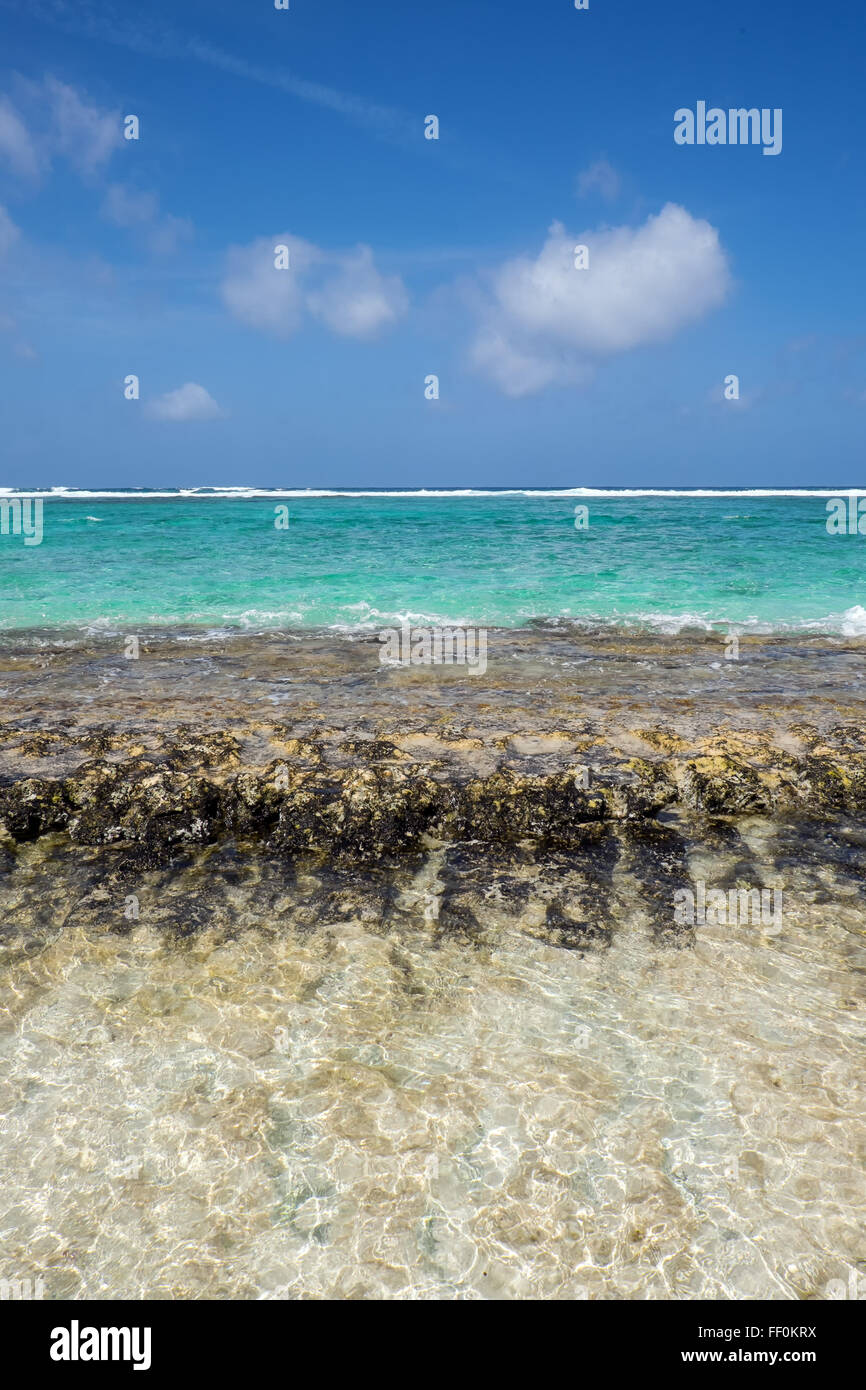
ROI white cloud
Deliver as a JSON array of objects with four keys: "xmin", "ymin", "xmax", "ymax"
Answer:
[
  {"xmin": 43, "ymin": 77, "xmax": 121, "ymax": 174},
  {"xmin": 472, "ymin": 326, "xmax": 592, "ymax": 396},
  {"xmin": 221, "ymin": 235, "xmax": 313, "ymax": 336},
  {"xmin": 468, "ymin": 203, "xmax": 732, "ymax": 396},
  {"xmin": 577, "ymin": 158, "xmax": 621, "ymax": 202},
  {"xmin": 306, "ymin": 246, "xmax": 408, "ymax": 337},
  {"xmin": 0, "ymin": 204, "xmax": 20, "ymax": 257},
  {"xmin": 220, "ymin": 234, "xmax": 408, "ymax": 340},
  {"xmin": 146, "ymin": 383, "xmax": 224, "ymax": 422},
  {"xmin": 0, "ymin": 77, "xmax": 121, "ymax": 183},
  {"xmin": 0, "ymin": 82, "xmax": 189, "ymax": 263}
]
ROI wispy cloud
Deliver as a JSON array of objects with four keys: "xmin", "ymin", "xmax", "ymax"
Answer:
[
  {"xmin": 577, "ymin": 158, "xmax": 622, "ymax": 203},
  {"xmin": 101, "ymin": 182, "xmax": 193, "ymax": 256},
  {"xmin": 184, "ymin": 42, "xmax": 416, "ymax": 146},
  {"xmin": 39, "ymin": 75, "xmax": 121, "ymax": 174},
  {"xmin": 0, "ymin": 95, "xmax": 43, "ymax": 180},
  {"xmin": 146, "ymin": 382, "xmax": 225, "ymax": 422},
  {"xmin": 0, "ymin": 0, "xmax": 418, "ymax": 147},
  {"xmin": 0, "ymin": 75, "xmax": 121, "ymax": 184},
  {"xmin": 221, "ymin": 234, "xmax": 408, "ymax": 341},
  {"xmin": 0, "ymin": 73, "xmax": 192, "ymax": 258}
]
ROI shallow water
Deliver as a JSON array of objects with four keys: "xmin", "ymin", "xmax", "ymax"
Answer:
[{"xmin": 1, "ymin": 828, "xmax": 863, "ymax": 1301}]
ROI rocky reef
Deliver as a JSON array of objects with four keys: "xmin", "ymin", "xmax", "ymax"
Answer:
[
  {"xmin": 2, "ymin": 627, "xmax": 866, "ymax": 951},
  {"xmin": 1, "ymin": 716, "xmax": 865, "ymax": 863}
]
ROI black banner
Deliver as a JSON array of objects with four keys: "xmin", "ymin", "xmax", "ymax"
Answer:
[{"xmin": 3, "ymin": 1298, "xmax": 856, "ymax": 1375}]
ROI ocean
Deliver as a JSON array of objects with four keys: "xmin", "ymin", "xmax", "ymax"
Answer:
[{"xmin": 2, "ymin": 488, "xmax": 865, "ymax": 636}]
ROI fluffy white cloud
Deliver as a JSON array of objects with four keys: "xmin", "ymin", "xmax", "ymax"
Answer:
[
  {"xmin": 577, "ymin": 158, "xmax": 621, "ymax": 202},
  {"xmin": 220, "ymin": 234, "xmax": 408, "ymax": 340},
  {"xmin": 306, "ymin": 246, "xmax": 408, "ymax": 337},
  {"xmin": 146, "ymin": 383, "xmax": 224, "ymax": 422},
  {"xmin": 221, "ymin": 235, "xmax": 313, "ymax": 337},
  {"xmin": 469, "ymin": 203, "xmax": 731, "ymax": 396}
]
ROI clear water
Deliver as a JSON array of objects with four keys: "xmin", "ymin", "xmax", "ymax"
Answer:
[
  {"xmin": 2, "ymin": 490, "xmax": 866, "ymax": 634},
  {"xmin": 0, "ymin": 831, "xmax": 863, "ymax": 1301}
]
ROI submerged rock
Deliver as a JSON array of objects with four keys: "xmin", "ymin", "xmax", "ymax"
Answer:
[{"xmin": 0, "ymin": 717, "xmax": 863, "ymax": 863}]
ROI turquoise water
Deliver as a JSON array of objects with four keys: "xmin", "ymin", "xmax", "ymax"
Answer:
[{"xmin": 1, "ymin": 490, "xmax": 865, "ymax": 635}]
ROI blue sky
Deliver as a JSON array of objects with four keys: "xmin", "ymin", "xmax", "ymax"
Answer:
[{"xmin": 0, "ymin": 0, "xmax": 863, "ymax": 488}]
